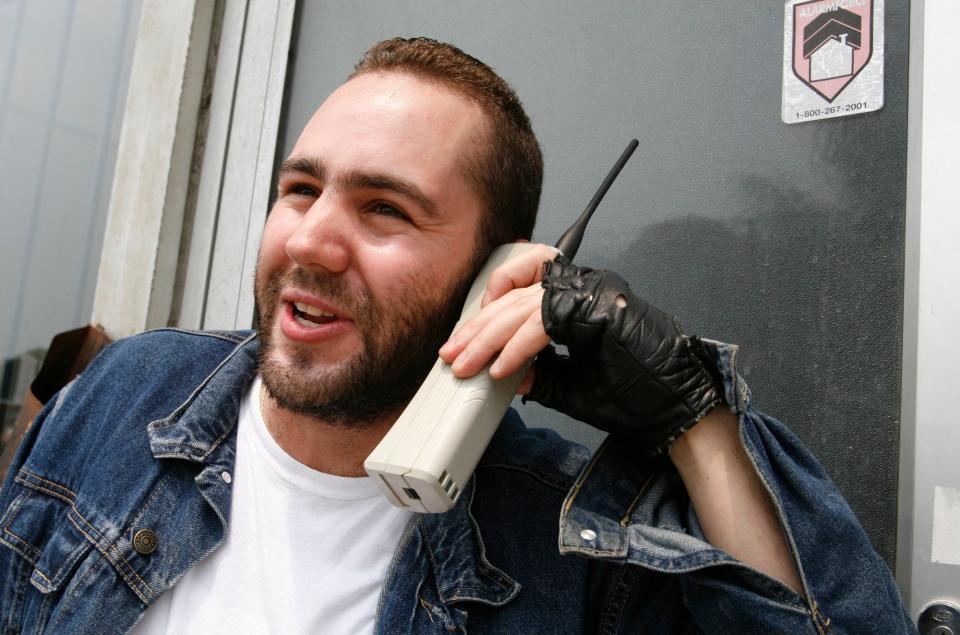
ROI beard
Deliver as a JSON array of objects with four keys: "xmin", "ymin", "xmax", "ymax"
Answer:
[{"xmin": 254, "ymin": 252, "xmax": 484, "ymax": 427}]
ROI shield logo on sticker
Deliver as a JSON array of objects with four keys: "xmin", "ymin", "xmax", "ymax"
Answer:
[{"xmin": 792, "ymin": 0, "xmax": 873, "ymax": 103}]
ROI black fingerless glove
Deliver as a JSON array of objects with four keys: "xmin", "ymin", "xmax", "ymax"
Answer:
[{"xmin": 526, "ymin": 255, "xmax": 724, "ymax": 455}]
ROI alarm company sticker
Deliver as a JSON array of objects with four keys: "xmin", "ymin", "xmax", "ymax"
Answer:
[{"xmin": 782, "ymin": 0, "xmax": 884, "ymax": 124}]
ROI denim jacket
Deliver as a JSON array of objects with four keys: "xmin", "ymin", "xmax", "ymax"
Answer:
[{"xmin": 0, "ymin": 329, "xmax": 913, "ymax": 634}]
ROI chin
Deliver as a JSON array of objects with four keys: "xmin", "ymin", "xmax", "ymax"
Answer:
[{"xmin": 274, "ymin": 343, "xmax": 355, "ymax": 382}]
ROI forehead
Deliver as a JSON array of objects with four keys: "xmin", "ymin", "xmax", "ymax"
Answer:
[{"xmin": 290, "ymin": 73, "xmax": 486, "ymax": 197}]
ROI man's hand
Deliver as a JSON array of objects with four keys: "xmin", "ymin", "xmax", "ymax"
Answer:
[
  {"xmin": 441, "ymin": 248, "xmax": 725, "ymax": 456},
  {"xmin": 438, "ymin": 243, "xmax": 555, "ymax": 393},
  {"xmin": 439, "ymin": 248, "xmax": 803, "ymax": 594}
]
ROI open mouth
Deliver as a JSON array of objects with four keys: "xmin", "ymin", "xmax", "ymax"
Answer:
[{"xmin": 292, "ymin": 301, "xmax": 338, "ymax": 328}]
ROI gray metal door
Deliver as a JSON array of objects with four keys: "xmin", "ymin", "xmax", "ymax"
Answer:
[{"xmin": 278, "ymin": 0, "xmax": 909, "ymax": 580}]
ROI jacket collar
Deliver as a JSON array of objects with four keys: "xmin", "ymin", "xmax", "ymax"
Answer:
[
  {"xmin": 415, "ymin": 413, "xmax": 529, "ymax": 608},
  {"xmin": 147, "ymin": 333, "xmax": 258, "ymax": 462},
  {"xmin": 418, "ymin": 477, "xmax": 521, "ymax": 607}
]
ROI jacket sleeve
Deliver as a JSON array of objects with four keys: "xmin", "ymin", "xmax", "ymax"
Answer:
[{"xmin": 557, "ymin": 339, "xmax": 915, "ymax": 634}]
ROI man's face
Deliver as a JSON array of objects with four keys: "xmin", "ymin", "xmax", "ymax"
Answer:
[{"xmin": 255, "ymin": 72, "xmax": 488, "ymax": 424}]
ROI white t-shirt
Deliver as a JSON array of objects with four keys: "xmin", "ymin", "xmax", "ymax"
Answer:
[{"xmin": 132, "ymin": 376, "xmax": 414, "ymax": 634}]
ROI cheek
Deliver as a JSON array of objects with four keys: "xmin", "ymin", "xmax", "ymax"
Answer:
[
  {"xmin": 360, "ymin": 242, "xmax": 462, "ymax": 306},
  {"xmin": 367, "ymin": 246, "xmax": 476, "ymax": 326},
  {"xmin": 259, "ymin": 211, "xmax": 296, "ymax": 269}
]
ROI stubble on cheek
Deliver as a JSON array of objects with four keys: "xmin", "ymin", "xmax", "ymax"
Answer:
[{"xmin": 253, "ymin": 255, "xmax": 481, "ymax": 427}]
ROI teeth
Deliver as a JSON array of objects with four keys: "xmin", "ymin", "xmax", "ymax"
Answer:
[
  {"xmin": 294, "ymin": 302, "xmax": 335, "ymax": 318},
  {"xmin": 294, "ymin": 314, "xmax": 319, "ymax": 329}
]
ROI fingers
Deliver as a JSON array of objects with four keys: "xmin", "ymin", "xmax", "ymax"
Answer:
[
  {"xmin": 489, "ymin": 311, "xmax": 550, "ymax": 378},
  {"xmin": 438, "ymin": 242, "xmax": 558, "ymax": 379},
  {"xmin": 482, "ymin": 243, "xmax": 558, "ymax": 307},
  {"xmin": 438, "ymin": 285, "xmax": 548, "ymax": 378}
]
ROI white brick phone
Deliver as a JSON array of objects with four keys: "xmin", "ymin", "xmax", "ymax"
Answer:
[{"xmin": 364, "ymin": 242, "xmax": 546, "ymax": 513}]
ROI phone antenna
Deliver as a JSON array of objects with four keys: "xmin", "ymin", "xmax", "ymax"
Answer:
[{"xmin": 554, "ymin": 138, "xmax": 639, "ymax": 259}]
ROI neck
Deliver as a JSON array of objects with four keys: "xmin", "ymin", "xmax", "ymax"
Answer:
[{"xmin": 259, "ymin": 383, "xmax": 396, "ymax": 477}]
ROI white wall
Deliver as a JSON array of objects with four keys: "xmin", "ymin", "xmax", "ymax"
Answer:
[{"xmin": 0, "ymin": 0, "xmax": 142, "ymax": 365}]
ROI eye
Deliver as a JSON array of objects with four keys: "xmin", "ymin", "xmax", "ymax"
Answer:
[
  {"xmin": 369, "ymin": 201, "xmax": 411, "ymax": 223},
  {"xmin": 288, "ymin": 183, "xmax": 319, "ymax": 198},
  {"xmin": 277, "ymin": 178, "xmax": 319, "ymax": 200}
]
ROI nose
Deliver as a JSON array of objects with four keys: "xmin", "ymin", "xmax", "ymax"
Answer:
[{"xmin": 284, "ymin": 192, "xmax": 352, "ymax": 273}]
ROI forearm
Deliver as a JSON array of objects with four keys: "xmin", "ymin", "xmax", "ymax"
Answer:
[{"xmin": 669, "ymin": 406, "xmax": 803, "ymax": 595}]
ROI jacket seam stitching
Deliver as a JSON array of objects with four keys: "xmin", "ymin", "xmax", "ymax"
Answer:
[
  {"xmin": 0, "ymin": 488, "xmax": 30, "ymax": 528},
  {"xmin": 31, "ymin": 567, "xmax": 52, "ymax": 586},
  {"xmin": 561, "ymin": 545, "xmax": 632, "ymax": 557},
  {"xmin": 127, "ymin": 479, "xmax": 167, "ymax": 529},
  {"xmin": 15, "ymin": 471, "xmax": 77, "ymax": 503},
  {"xmin": 200, "ymin": 421, "xmax": 238, "ymax": 462},
  {"xmin": 561, "ymin": 436, "xmax": 610, "ymax": 517},
  {"xmin": 0, "ymin": 534, "xmax": 39, "ymax": 565},
  {"xmin": 738, "ymin": 415, "xmax": 819, "ymax": 619},
  {"xmin": 144, "ymin": 327, "xmax": 247, "ymax": 343},
  {"xmin": 373, "ymin": 515, "xmax": 420, "ymax": 624},
  {"xmin": 618, "ymin": 461, "xmax": 665, "ymax": 526},
  {"xmin": 12, "ymin": 479, "xmax": 72, "ymax": 506},
  {"xmin": 67, "ymin": 511, "xmax": 154, "ymax": 603},
  {"xmin": 0, "ymin": 491, "xmax": 42, "ymax": 563}
]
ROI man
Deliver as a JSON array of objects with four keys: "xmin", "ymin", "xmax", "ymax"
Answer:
[{"xmin": 0, "ymin": 38, "xmax": 911, "ymax": 633}]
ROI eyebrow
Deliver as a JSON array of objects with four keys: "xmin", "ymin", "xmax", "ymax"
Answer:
[
  {"xmin": 278, "ymin": 155, "xmax": 324, "ymax": 182},
  {"xmin": 278, "ymin": 154, "xmax": 437, "ymax": 217}
]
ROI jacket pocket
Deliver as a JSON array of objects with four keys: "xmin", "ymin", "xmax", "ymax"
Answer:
[{"xmin": 0, "ymin": 471, "xmax": 95, "ymax": 595}]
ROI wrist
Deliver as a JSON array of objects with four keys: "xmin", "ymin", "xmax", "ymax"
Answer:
[{"xmin": 668, "ymin": 406, "xmax": 739, "ymax": 475}]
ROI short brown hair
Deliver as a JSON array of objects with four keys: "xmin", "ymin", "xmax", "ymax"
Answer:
[{"xmin": 351, "ymin": 37, "xmax": 543, "ymax": 251}]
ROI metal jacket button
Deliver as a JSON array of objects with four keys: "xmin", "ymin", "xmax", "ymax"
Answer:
[{"xmin": 133, "ymin": 529, "xmax": 158, "ymax": 555}]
